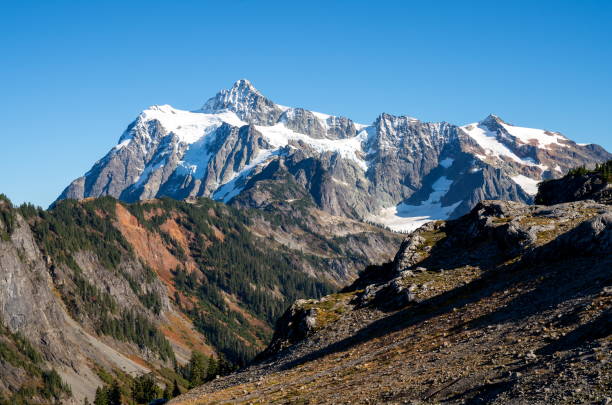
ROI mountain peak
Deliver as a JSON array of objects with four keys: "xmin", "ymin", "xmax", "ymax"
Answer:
[
  {"xmin": 226, "ymin": 78, "xmax": 263, "ymax": 99},
  {"xmin": 232, "ymin": 78, "xmax": 257, "ymax": 91},
  {"xmin": 201, "ymin": 79, "xmax": 264, "ymax": 113},
  {"xmin": 200, "ymin": 79, "xmax": 281, "ymax": 125},
  {"xmin": 480, "ymin": 113, "xmax": 501, "ymax": 123},
  {"xmin": 478, "ymin": 114, "xmax": 506, "ymax": 130}
]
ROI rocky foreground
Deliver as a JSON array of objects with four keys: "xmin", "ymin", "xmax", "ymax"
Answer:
[{"xmin": 170, "ymin": 197, "xmax": 611, "ymax": 404}]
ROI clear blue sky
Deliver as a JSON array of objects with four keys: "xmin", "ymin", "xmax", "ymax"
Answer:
[{"xmin": 1, "ymin": 0, "xmax": 611, "ymax": 207}]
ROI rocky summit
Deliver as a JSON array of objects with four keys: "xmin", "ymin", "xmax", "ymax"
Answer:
[
  {"xmin": 169, "ymin": 186, "xmax": 611, "ymax": 404},
  {"xmin": 57, "ymin": 79, "xmax": 610, "ymax": 232}
]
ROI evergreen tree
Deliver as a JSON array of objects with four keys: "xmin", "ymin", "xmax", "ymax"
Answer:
[
  {"xmin": 172, "ymin": 380, "xmax": 181, "ymax": 398},
  {"xmin": 94, "ymin": 387, "xmax": 108, "ymax": 405},
  {"xmin": 206, "ymin": 356, "xmax": 218, "ymax": 380},
  {"xmin": 132, "ymin": 373, "xmax": 160, "ymax": 403},
  {"xmin": 108, "ymin": 382, "xmax": 122, "ymax": 405},
  {"xmin": 188, "ymin": 351, "xmax": 208, "ymax": 387}
]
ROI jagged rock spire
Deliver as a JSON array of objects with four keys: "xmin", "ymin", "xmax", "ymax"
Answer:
[{"xmin": 201, "ymin": 79, "xmax": 283, "ymax": 125}]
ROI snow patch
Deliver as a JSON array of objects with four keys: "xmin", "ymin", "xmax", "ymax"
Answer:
[
  {"xmin": 212, "ymin": 149, "xmax": 278, "ymax": 202},
  {"xmin": 439, "ymin": 158, "xmax": 454, "ymax": 168},
  {"xmin": 114, "ymin": 139, "xmax": 131, "ymax": 150},
  {"xmin": 367, "ymin": 176, "xmax": 461, "ymax": 232},
  {"xmin": 311, "ymin": 110, "xmax": 331, "ymax": 121},
  {"xmin": 511, "ymin": 174, "xmax": 540, "ymax": 196},
  {"xmin": 133, "ymin": 159, "xmax": 165, "ymax": 188}
]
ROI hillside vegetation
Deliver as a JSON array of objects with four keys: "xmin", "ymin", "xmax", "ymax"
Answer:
[{"xmin": 0, "ymin": 194, "xmax": 401, "ymax": 404}]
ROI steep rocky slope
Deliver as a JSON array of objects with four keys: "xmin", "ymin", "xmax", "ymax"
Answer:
[
  {"xmin": 170, "ymin": 197, "xmax": 611, "ymax": 404},
  {"xmin": 0, "ymin": 195, "xmax": 401, "ymax": 404},
  {"xmin": 57, "ymin": 79, "xmax": 611, "ymax": 231},
  {"xmin": 536, "ymin": 160, "xmax": 612, "ymax": 205}
]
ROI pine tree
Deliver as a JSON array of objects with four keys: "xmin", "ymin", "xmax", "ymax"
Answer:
[
  {"xmin": 107, "ymin": 382, "xmax": 122, "ymax": 405},
  {"xmin": 94, "ymin": 387, "xmax": 108, "ymax": 405},
  {"xmin": 206, "ymin": 356, "xmax": 218, "ymax": 380},
  {"xmin": 172, "ymin": 379, "xmax": 181, "ymax": 398},
  {"xmin": 132, "ymin": 373, "xmax": 159, "ymax": 403},
  {"xmin": 188, "ymin": 351, "xmax": 208, "ymax": 387}
]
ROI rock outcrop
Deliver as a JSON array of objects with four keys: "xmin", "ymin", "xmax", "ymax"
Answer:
[{"xmin": 536, "ymin": 163, "xmax": 612, "ymax": 205}]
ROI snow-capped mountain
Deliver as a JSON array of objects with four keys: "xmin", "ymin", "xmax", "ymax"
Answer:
[{"xmin": 57, "ymin": 79, "xmax": 611, "ymax": 231}]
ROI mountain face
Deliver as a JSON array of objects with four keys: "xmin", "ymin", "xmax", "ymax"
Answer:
[
  {"xmin": 0, "ymin": 195, "xmax": 401, "ymax": 404},
  {"xmin": 169, "ymin": 196, "xmax": 612, "ymax": 404},
  {"xmin": 57, "ymin": 79, "xmax": 611, "ymax": 231}
]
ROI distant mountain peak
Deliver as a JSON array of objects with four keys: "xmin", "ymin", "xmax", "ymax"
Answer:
[
  {"xmin": 479, "ymin": 113, "xmax": 503, "ymax": 127},
  {"xmin": 233, "ymin": 78, "xmax": 256, "ymax": 89},
  {"xmin": 200, "ymin": 79, "xmax": 281, "ymax": 125},
  {"xmin": 202, "ymin": 79, "xmax": 264, "ymax": 112}
]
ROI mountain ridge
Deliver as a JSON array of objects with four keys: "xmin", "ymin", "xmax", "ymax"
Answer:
[{"xmin": 57, "ymin": 80, "xmax": 612, "ymax": 232}]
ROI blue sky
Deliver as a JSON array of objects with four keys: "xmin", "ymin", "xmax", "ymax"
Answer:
[{"xmin": 1, "ymin": 0, "xmax": 611, "ymax": 207}]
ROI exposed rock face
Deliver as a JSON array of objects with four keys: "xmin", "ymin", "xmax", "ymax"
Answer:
[
  {"xmin": 170, "ymin": 198, "xmax": 612, "ymax": 405},
  {"xmin": 0, "ymin": 208, "xmax": 152, "ymax": 404},
  {"xmin": 57, "ymin": 80, "xmax": 611, "ymax": 231},
  {"xmin": 536, "ymin": 171, "xmax": 612, "ymax": 205}
]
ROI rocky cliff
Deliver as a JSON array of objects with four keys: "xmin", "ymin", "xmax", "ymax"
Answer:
[{"xmin": 170, "ymin": 197, "xmax": 612, "ymax": 404}]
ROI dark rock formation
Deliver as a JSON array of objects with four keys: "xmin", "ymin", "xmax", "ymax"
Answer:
[{"xmin": 536, "ymin": 171, "xmax": 611, "ymax": 205}]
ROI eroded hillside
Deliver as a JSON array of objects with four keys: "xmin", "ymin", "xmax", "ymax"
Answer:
[{"xmin": 0, "ymin": 195, "xmax": 401, "ymax": 404}]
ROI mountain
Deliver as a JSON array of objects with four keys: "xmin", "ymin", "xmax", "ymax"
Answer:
[
  {"xmin": 0, "ymin": 194, "xmax": 401, "ymax": 404},
  {"xmin": 169, "ymin": 193, "xmax": 612, "ymax": 404},
  {"xmin": 57, "ymin": 79, "xmax": 611, "ymax": 231}
]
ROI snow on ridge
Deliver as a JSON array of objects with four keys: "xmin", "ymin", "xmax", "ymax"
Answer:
[
  {"xmin": 255, "ymin": 122, "xmax": 369, "ymax": 171},
  {"xmin": 139, "ymin": 104, "xmax": 246, "ymax": 144},
  {"xmin": 311, "ymin": 110, "xmax": 331, "ymax": 121},
  {"xmin": 212, "ymin": 149, "xmax": 280, "ymax": 203},
  {"xmin": 367, "ymin": 176, "xmax": 461, "ymax": 232},
  {"xmin": 114, "ymin": 139, "xmax": 131, "ymax": 150},
  {"xmin": 120, "ymin": 101, "xmax": 373, "ymax": 200},
  {"xmin": 499, "ymin": 122, "xmax": 568, "ymax": 149},
  {"xmin": 461, "ymin": 123, "xmax": 543, "ymax": 168}
]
